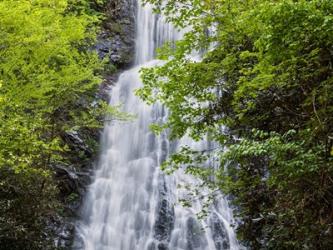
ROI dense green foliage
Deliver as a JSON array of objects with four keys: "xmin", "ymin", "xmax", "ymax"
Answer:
[
  {"xmin": 0, "ymin": 0, "xmax": 112, "ymax": 248},
  {"xmin": 138, "ymin": 0, "xmax": 333, "ymax": 248}
]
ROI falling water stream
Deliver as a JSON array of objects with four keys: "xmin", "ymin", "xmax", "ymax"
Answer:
[{"xmin": 74, "ymin": 1, "xmax": 241, "ymax": 249}]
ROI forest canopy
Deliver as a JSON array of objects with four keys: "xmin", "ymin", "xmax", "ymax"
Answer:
[
  {"xmin": 0, "ymin": 0, "xmax": 111, "ymax": 248},
  {"xmin": 138, "ymin": 0, "xmax": 333, "ymax": 249}
]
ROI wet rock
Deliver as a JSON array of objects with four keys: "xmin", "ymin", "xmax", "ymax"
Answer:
[
  {"xmin": 147, "ymin": 241, "xmax": 156, "ymax": 250},
  {"xmin": 62, "ymin": 130, "xmax": 93, "ymax": 158},
  {"xmin": 72, "ymin": 234, "xmax": 85, "ymax": 250},
  {"xmin": 209, "ymin": 213, "xmax": 230, "ymax": 250},
  {"xmin": 160, "ymin": 139, "xmax": 169, "ymax": 163},
  {"xmin": 55, "ymin": 222, "xmax": 75, "ymax": 248},
  {"xmin": 147, "ymin": 241, "xmax": 169, "ymax": 250},
  {"xmin": 54, "ymin": 162, "xmax": 93, "ymax": 194},
  {"xmin": 134, "ymin": 211, "xmax": 145, "ymax": 237},
  {"xmin": 95, "ymin": 0, "xmax": 136, "ymax": 68},
  {"xmin": 98, "ymin": 77, "xmax": 115, "ymax": 103},
  {"xmin": 147, "ymin": 132, "xmax": 157, "ymax": 153},
  {"xmin": 186, "ymin": 217, "xmax": 207, "ymax": 250},
  {"xmin": 53, "ymin": 164, "xmax": 79, "ymax": 195},
  {"xmin": 153, "ymin": 176, "xmax": 175, "ymax": 243},
  {"xmin": 52, "ymin": 132, "xmax": 96, "ymax": 247},
  {"xmin": 157, "ymin": 242, "xmax": 169, "ymax": 250}
]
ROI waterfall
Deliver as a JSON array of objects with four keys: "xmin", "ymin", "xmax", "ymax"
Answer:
[{"xmin": 74, "ymin": 1, "xmax": 241, "ymax": 249}]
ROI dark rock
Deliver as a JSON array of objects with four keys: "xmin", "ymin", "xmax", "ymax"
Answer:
[
  {"xmin": 186, "ymin": 217, "xmax": 207, "ymax": 250},
  {"xmin": 157, "ymin": 242, "xmax": 169, "ymax": 250},
  {"xmin": 147, "ymin": 241, "xmax": 156, "ymax": 250},
  {"xmin": 160, "ymin": 138, "xmax": 169, "ymax": 163},
  {"xmin": 209, "ymin": 212, "xmax": 230, "ymax": 250},
  {"xmin": 72, "ymin": 234, "xmax": 85, "ymax": 250},
  {"xmin": 62, "ymin": 130, "xmax": 93, "ymax": 158},
  {"xmin": 98, "ymin": 75, "xmax": 116, "ymax": 103},
  {"xmin": 53, "ymin": 164, "xmax": 79, "ymax": 195},
  {"xmin": 95, "ymin": 0, "xmax": 136, "ymax": 68},
  {"xmin": 53, "ymin": 164, "xmax": 94, "ymax": 220},
  {"xmin": 55, "ymin": 222, "xmax": 75, "ymax": 248},
  {"xmin": 147, "ymin": 241, "xmax": 169, "ymax": 250},
  {"xmin": 147, "ymin": 132, "xmax": 157, "ymax": 153},
  {"xmin": 153, "ymin": 175, "xmax": 175, "ymax": 243}
]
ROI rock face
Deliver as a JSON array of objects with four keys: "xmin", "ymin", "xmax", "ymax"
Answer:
[
  {"xmin": 209, "ymin": 213, "xmax": 230, "ymax": 250},
  {"xmin": 53, "ymin": 130, "xmax": 97, "ymax": 248},
  {"xmin": 96, "ymin": 0, "xmax": 136, "ymax": 68},
  {"xmin": 62, "ymin": 131, "xmax": 93, "ymax": 158},
  {"xmin": 53, "ymin": 221, "xmax": 76, "ymax": 249},
  {"xmin": 186, "ymin": 217, "xmax": 208, "ymax": 250},
  {"xmin": 152, "ymin": 175, "xmax": 175, "ymax": 249}
]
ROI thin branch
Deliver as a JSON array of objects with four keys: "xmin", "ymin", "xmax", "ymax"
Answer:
[{"xmin": 312, "ymin": 92, "xmax": 324, "ymax": 128}]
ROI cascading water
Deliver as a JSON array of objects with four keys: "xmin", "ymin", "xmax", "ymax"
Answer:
[{"xmin": 74, "ymin": 1, "xmax": 242, "ymax": 249}]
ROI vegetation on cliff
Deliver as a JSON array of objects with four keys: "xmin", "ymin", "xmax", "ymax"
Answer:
[
  {"xmin": 0, "ymin": 0, "xmax": 114, "ymax": 249},
  {"xmin": 138, "ymin": 0, "xmax": 333, "ymax": 248}
]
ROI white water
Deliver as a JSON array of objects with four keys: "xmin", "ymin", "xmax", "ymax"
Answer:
[{"xmin": 74, "ymin": 1, "xmax": 241, "ymax": 249}]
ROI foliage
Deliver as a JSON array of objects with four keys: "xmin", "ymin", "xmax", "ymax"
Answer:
[
  {"xmin": 139, "ymin": 0, "xmax": 333, "ymax": 249},
  {"xmin": 0, "ymin": 0, "xmax": 116, "ymax": 248}
]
